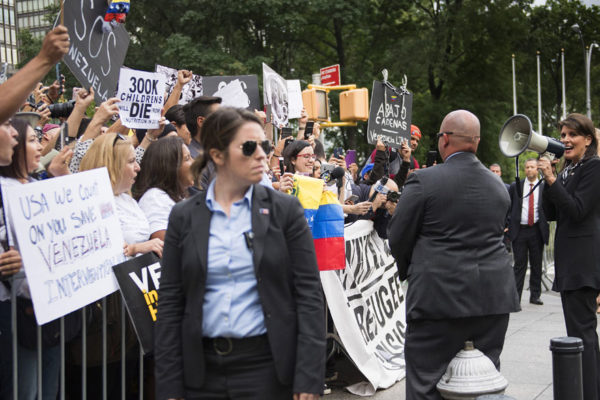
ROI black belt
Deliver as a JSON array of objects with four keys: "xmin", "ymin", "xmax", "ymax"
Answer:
[
  {"xmin": 202, "ymin": 334, "xmax": 267, "ymax": 356},
  {"xmin": 520, "ymin": 223, "xmax": 538, "ymax": 228}
]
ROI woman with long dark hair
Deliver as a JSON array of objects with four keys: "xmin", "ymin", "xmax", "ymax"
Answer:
[
  {"xmin": 539, "ymin": 113, "xmax": 600, "ymax": 400},
  {"xmin": 154, "ymin": 107, "xmax": 325, "ymax": 400},
  {"xmin": 133, "ymin": 136, "xmax": 193, "ymax": 241}
]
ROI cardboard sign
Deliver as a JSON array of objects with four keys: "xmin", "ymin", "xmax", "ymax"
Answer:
[
  {"xmin": 2, "ymin": 168, "xmax": 124, "ymax": 324},
  {"xmin": 112, "ymin": 252, "xmax": 160, "ymax": 354},
  {"xmin": 203, "ymin": 75, "xmax": 260, "ymax": 111},
  {"xmin": 117, "ymin": 68, "xmax": 166, "ymax": 129},
  {"xmin": 62, "ymin": 0, "xmax": 130, "ymax": 104},
  {"xmin": 320, "ymin": 64, "xmax": 340, "ymax": 86},
  {"xmin": 286, "ymin": 79, "xmax": 303, "ymax": 119},
  {"xmin": 366, "ymin": 81, "xmax": 413, "ymax": 149},
  {"xmin": 262, "ymin": 63, "xmax": 289, "ymax": 127},
  {"xmin": 155, "ymin": 64, "xmax": 203, "ymax": 105}
]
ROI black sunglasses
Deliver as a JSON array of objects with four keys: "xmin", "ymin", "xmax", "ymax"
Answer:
[
  {"xmin": 112, "ymin": 133, "xmax": 127, "ymax": 147},
  {"xmin": 437, "ymin": 131, "xmax": 454, "ymax": 138},
  {"xmin": 240, "ymin": 140, "xmax": 271, "ymax": 156}
]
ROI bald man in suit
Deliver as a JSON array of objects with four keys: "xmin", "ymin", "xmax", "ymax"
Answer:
[{"xmin": 388, "ymin": 110, "xmax": 520, "ymax": 400}]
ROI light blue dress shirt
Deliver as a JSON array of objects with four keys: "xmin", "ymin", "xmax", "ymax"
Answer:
[{"xmin": 202, "ymin": 180, "xmax": 267, "ymax": 338}]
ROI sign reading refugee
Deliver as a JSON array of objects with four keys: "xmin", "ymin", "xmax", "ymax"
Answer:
[
  {"xmin": 1, "ymin": 168, "xmax": 125, "ymax": 325},
  {"xmin": 62, "ymin": 0, "xmax": 130, "ymax": 104},
  {"xmin": 117, "ymin": 68, "xmax": 166, "ymax": 129},
  {"xmin": 366, "ymin": 80, "xmax": 413, "ymax": 149},
  {"xmin": 320, "ymin": 220, "xmax": 406, "ymax": 396},
  {"xmin": 113, "ymin": 252, "xmax": 161, "ymax": 354}
]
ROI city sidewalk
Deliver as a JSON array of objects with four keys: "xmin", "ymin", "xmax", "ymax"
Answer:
[{"xmin": 331, "ymin": 290, "xmax": 599, "ymax": 399}]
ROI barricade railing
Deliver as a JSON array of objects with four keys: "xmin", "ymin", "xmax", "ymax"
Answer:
[{"xmin": 2, "ymin": 271, "xmax": 146, "ymax": 400}]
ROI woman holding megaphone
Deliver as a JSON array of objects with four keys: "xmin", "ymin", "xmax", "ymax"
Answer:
[{"xmin": 538, "ymin": 113, "xmax": 600, "ymax": 400}]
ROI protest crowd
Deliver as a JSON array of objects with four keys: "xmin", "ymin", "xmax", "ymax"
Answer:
[{"xmin": 1, "ymin": 21, "xmax": 600, "ymax": 400}]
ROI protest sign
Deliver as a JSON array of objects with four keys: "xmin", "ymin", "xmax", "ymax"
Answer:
[
  {"xmin": 155, "ymin": 64, "xmax": 203, "ymax": 105},
  {"xmin": 263, "ymin": 63, "xmax": 289, "ymax": 127},
  {"xmin": 117, "ymin": 68, "xmax": 166, "ymax": 129},
  {"xmin": 2, "ymin": 168, "xmax": 124, "ymax": 325},
  {"xmin": 62, "ymin": 0, "xmax": 130, "ymax": 104},
  {"xmin": 286, "ymin": 79, "xmax": 303, "ymax": 119},
  {"xmin": 321, "ymin": 220, "xmax": 405, "ymax": 396},
  {"xmin": 203, "ymin": 75, "xmax": 260, "ymax": 111},
  {"xmin": 366, "ymin": 81, "xmax": 413, "ymax": 149},
  {"xmin": 112, "ymin": 252, "xmax": 160, "ymax": 354}
]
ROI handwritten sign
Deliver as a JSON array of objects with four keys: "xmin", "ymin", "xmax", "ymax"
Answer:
[
  {"xmin": 112, "ymin": 252, "xmax": 160, "ymax": 354},
  {"xmin": 366, "ymin": 81, "xmax": 413, "ymax": 149},
  {"xmin": 2, "ymin": 169, "xmax": 125, "ymax": 325},
  {"xmin": 62, "ymin": 0, "xmax": 130, "ymax": 104},
  {"xmin": 117, "ymin": 68, "xmax": 165, "ymax": 129}
]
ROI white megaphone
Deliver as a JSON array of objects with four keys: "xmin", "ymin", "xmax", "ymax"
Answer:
[{"xmin": 499, "ymin": 114, "xmax": 564, "ymax": 160}]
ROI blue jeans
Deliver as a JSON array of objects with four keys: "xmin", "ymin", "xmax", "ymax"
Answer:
[{"xmin": 17, "ymin": 344, "xmax": 60, "ymax": 400}]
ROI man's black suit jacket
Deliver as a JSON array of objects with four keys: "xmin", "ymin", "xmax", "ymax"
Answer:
[
  {"xmin": 542, "ymin": 156, "xmax": 600, "ymax": 292},
  {"xmin": 388, "ymin": 152, "xmax": 520, "ymax": 322},
  {"xmin": 508, "ymin": 180, "xmax": 550, "ymax": 244},
  {"xmin": 154, "ymin": 184, "xmax": 326, "ymax": 399}
]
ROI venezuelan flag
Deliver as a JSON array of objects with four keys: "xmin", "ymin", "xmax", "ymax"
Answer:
[{"xmin": 292, "ymin": 175, "xmax": 345, "ymax": 271}]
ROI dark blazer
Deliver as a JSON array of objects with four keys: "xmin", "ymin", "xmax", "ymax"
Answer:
[
  {"xmin": 542, "ymin": 156, "xmax": 600, "ymax": 292},
  {"xmin": 388, "ymin": 152, "xmax": 520, "ymax": 322},
  {"xmin": 508, "ymin": 180, "xmax": 550, "ymax": 244},
  {"xmin": 154, "ymin": 184, "xmax": 326, "ymax": 399}
]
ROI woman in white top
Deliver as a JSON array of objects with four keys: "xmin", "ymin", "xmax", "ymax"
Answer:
[
  {"xmin": 133, "ymin": 136, "xmax": 193, "ymax": 241},
  {"xmin": 78, "ymin": 132, "xmax": 163, "ymax": 258}
]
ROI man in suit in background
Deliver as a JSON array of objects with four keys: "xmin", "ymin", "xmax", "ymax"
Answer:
[
  {"xmin": 508, "ymin": 158, "xmax": 549, "ymax": 305},
  {"xmin": 388, "ymin": 109, "xmax": 520, "ymax": 400}
]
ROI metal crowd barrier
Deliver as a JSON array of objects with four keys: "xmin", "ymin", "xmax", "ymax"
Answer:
[{"xmin": 3, "ymin": 271, "xmax": 146, "ymax": 400}]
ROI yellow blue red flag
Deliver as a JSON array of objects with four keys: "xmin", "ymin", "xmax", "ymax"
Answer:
[{"xmin": 292, "ymin": 175, "xmax": 345, "ymax": 270}]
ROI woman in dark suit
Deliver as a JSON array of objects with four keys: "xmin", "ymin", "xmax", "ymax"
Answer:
[
  {"xmin": 539, "ymin": 113, "xmax": 600, "ymax": 400},
  {"xmin": 154, "ymin": 107, "xmax": 325, "ymax": 400}
]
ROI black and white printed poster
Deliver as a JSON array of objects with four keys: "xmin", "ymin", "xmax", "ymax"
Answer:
[
  {"xmin": 155, "ymin": 64, "xmax": 203, "ymax": 105},
  {"xmin": 112, "ymin": 252, "xmax": 161, "ymax": 354},
  {"xmin": 320, "ymin": 220, "xmax": 405, "ymax": 395},
  {"xmin": 366, "ymin": 81, "xmax": 413, "ymax": 149},
  {"xmin": 61, "ymin": 0, "xmax": 130, "ymax": 104},
  {"xmin": 262, "ymin": 63, "xmax": 289, "ymax": 127},
  {"xmin": 203, "ymin": 75, "xmax": 260, "ymax": 111}
]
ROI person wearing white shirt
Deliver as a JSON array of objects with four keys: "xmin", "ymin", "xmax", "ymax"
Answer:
[
  {"xmin": 508, "ymin": 158, "xmax": 550, "ymax": 305},
  {"xmin": 133, "ymin": 136, "xmax": 194, "ymax": 241}
]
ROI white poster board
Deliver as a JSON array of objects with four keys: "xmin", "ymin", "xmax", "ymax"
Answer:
[
  {"xmin": 262, "ymin": 63, "xmax": 289, "ymax": 127},
  {"xmin": 2, "ymin": 168, "xmax": 125, "ymax": 324},
  {"xmin": 117, "ymin": 68, "xmax": 166, "ymax": 129},
  {"xmin": 286, "ymin": 79, "xmax": 303, "ymax": 119},
  {"xmin": 321, "ymin": 220, "xmax": 406, "ymax": 396}
]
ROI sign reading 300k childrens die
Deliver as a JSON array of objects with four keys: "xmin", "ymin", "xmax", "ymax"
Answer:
[
  {"xmin": 2, "ymin": 168, "xmax": 125, "ymax": 325},
  {"xmin": 117, "ymin": 68, "xmax": 166, "ymax": 129}
]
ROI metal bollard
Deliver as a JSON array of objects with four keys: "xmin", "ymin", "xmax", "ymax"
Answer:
[{"xmin": 549, "ymin": 337, "xmax": 583, "ymax": 400}]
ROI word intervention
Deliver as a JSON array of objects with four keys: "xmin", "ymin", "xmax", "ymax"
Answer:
[
  {"xmin": 38, "ymin": 226, "xmax": 112, "ymax": 272},
  {"xmin": 43, "ymin": 255, "xmax": 119, "ymax": 304}
]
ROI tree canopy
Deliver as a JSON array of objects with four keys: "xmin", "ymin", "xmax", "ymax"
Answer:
[{"xmin": 19, "ymin": 0, "xmax": 600, "ymax": 181}]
